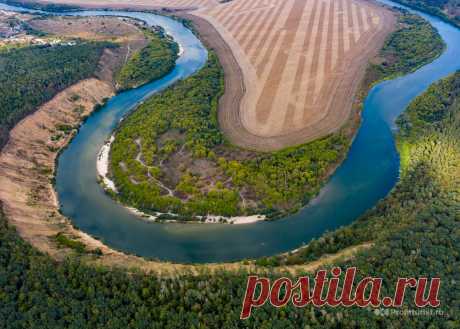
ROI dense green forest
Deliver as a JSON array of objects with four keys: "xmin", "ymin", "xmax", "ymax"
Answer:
[
  {"xmin": 115, "ymin": 28, "xmax": 178, "ymax": 91},
  {"xmin": 365, "ymin": 12, "xmax": 445, "ymax": 83},
  {"xmin": 392, "ymin": 0, "xmax": 460, "ymax": 27},
  {"xmin": 1, "ymin": 196, "xmax": 458, "ymax": 328},
  {"xmin": 0, "ymin": 42, "xmax": 110, "ymax": 149},
  {"xmin": 109, "ymin": 13, "xmax": 444, "ymax": 220}
]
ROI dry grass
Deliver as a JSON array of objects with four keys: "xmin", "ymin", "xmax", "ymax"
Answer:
[
  {"xmin": 29, "ymin": 16, "xmax": 145, "ymax": 41},
  {"xmin": 0, "ymin": 78, "xmax": 114, "ymax": 259}
]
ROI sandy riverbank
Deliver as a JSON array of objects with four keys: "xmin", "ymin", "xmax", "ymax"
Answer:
[{"xmin": 97, "ymin": 135, "xmax": 117, "ymax": 192}]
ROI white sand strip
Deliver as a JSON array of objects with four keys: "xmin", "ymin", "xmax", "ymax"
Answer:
[{"xmin": 96, "ymin": 135, "xmax": 118, "ymax": 192}]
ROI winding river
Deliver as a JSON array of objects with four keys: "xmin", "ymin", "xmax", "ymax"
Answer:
[{"xmin": 1, "ymin": 0, "xmax": 460, "ymax": 263}]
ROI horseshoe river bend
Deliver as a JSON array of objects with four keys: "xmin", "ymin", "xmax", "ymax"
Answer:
[{"xmin": 1, "ymin": 0, "xmax": 459, "ymax": 263}]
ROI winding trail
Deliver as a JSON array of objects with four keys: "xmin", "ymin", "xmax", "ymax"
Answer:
[{"xmin": 134, "ymin": 138, "xmax": 175, "ymax": 197}]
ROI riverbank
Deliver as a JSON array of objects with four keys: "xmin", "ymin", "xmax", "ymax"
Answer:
[{"xmin": 0, "ymin": 78, "xmax": 115, "ymax": 258}]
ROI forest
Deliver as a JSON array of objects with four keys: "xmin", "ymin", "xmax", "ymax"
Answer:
[
  {"xmin": 110, "ymin": 51, "xmax": 350, "ymax": 219},
  {"xmin": 1, "ymin": 73, "xmax": 458, "ymax": 327},
  {"xmin": 0, "ymin": 41, "xmax": 110, "ymax": 150},
  {"xmin": 108, "ymin": 12, "xmax": 444, "ymax": 220},
  {"xmin": 365, "ymin": 12, "xmax": 445, "ymax": 83},
  {"xmin": 391, "ymin": 0, "xmax": 460, "ymax": 27},
  {"xmin": 115, "ymin": 27, "xmax": 178, "ymax": 91}
]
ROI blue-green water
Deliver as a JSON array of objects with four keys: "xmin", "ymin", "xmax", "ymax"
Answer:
[{"xmin": 2, "ymin": 1, "xmax": 459, "ymax": 263}]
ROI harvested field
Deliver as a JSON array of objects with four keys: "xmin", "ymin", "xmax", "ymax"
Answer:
[
  {"xmin": 29, "ymin": 16, "xmax": 146, "ymax": 42},
  {"xmin": 195, "ymin": 0, "xmax": 395, "ymax": 149}
]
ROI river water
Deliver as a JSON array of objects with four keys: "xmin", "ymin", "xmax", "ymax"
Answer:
[{"xmin": 1, "ymin": 1, "xmax": 459, "ymax": 263}]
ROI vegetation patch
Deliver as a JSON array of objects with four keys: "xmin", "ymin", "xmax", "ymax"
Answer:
[
  {"xmin": 115, "ymin": 27, "xmax": 178, "ymax": 91},
  {"xmin": 110, "ymin": 52, "xmax": 349, "ymax": 219},
  {"xmin": 54, "ymin": 233, "xmax": 86, "ymax": 253},
  {"xmin": 364, "ymin": 12, "xmax": 445, "ymax": 84},
  {"xmin": 392, "ymin": 0, "xmax": 460, "ymax": 27}
]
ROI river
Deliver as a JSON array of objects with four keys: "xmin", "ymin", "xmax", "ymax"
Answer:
[{"xmin": 1, "ymin": 0, "xmax": 459, "ymax": 263}]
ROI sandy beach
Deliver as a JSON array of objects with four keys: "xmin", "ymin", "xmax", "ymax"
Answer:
[{"xmin": 97, "ymin": 135, "xmax": 118, "ymax": 192}]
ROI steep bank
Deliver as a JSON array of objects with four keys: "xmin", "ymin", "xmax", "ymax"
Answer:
[{"xmin": 0, "ymin": 78, "xmax": 114, "ymax": 258}]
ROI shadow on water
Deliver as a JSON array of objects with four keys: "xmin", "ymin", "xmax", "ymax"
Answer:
[{"xmin": 1, "ymin": 0, "xmax": 460, "ymax": 263}]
